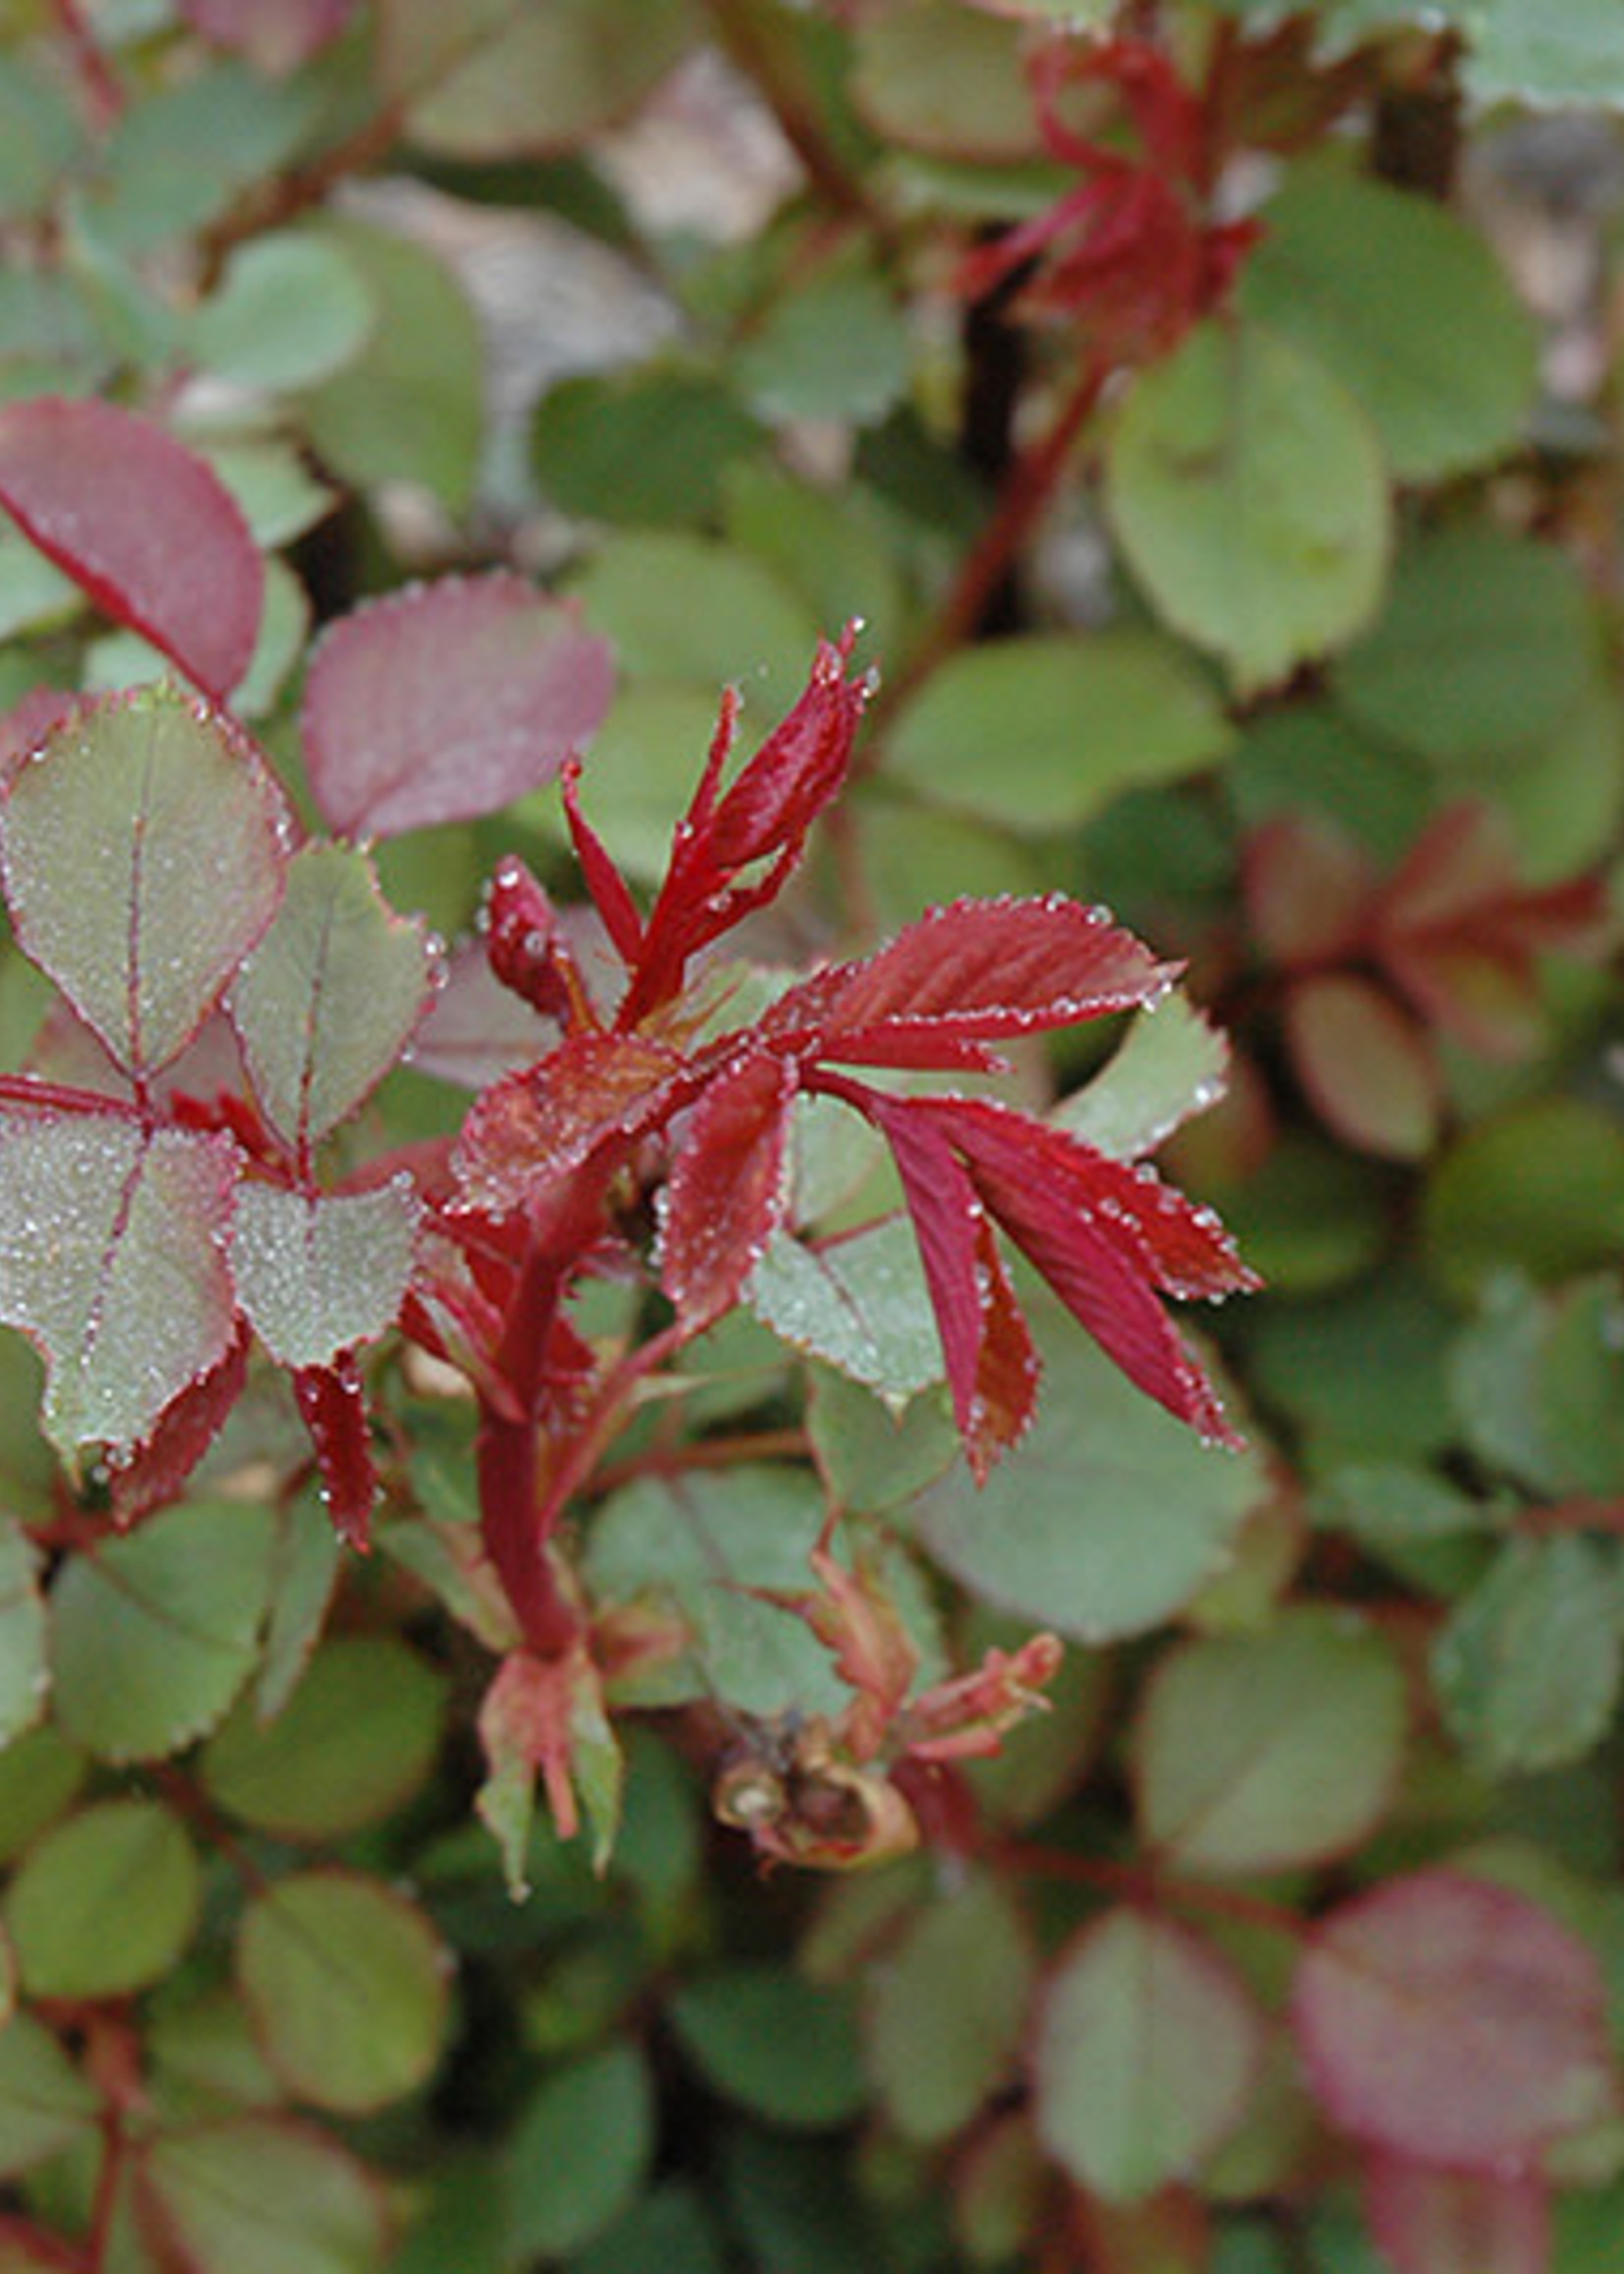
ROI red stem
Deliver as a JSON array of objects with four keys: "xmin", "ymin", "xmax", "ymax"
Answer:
[
  {"xmin": 999, "ymin": 1839, "xmax": 1308, "ymax": 1940},
  {"xmin": 51, "ymin": 0, "xmax": 123, "ymax": 127}
]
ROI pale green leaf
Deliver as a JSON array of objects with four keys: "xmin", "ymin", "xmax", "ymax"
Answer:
[
  {"xmin": 194, "ymin": 231, "xmax": 374, "ymax": 391},
  {"xmin": 1106, "ymin": 320, "xmax": 1390, "ymax": 695},
  {"xmin": 570, "ymin": 532, "xmax": 820, "ymax": 717},
  {"xmin": 232, "ymin": 841, "xmax": 435, "ymax": 1152},
  {"xmin": 1434, "ymin": 1535, "xmax": 1624, "ymax": 1778},
  {"xmin": 0, "ymin": 2012, "xmax": 100, "ymax": 2180},
  {"xmin": 748, "ymin": 1218, "xmax": 945, "ymax": 1406},
  {"xmin": 736, "ymin": 256, "xmax": 910, "ymax": 426},
  {"xmin": 232, "ymin": 1181, "xmax": 418, "ymax": 1370},
  {"xmin": 1055, "ymin": 992, "xmax": 1230, "ymax": 1162},
  {"xmin": 5, "ymin": 1798, "xmax": 199, "ymax": 1997}
]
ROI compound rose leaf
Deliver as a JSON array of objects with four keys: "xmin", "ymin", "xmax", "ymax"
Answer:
[
  {"xmin": 303, "ymin": 573, "xmax": 613, "ymax": 839},
  {"xmin": 230, "ymin": 841, "xmax": 437, "ymax": 1154},
  {"xmin": 0, "ymin": 396, "xmax": 262, "ymax": 700},
  {"xmin": 661, "ymin": 1050, "xmax": 798, "ymax": 1330},
  {"xmin": 1, "ymin": 686, "xmax": 289, "ymax": 1083}
]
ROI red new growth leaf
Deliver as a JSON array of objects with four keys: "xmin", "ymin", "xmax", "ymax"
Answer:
[
  {"xmin": 108, "ymin": 1329, "xmax": 250, "ymax": 1527},
  {"xmin": 1294, "ymin": 1871, "xmax": 1621, "ymax": 2168},
  {"xmin": 483, "ymin": 855, "xmax": 587, "ymax": 1028},
  {"xmin": 303, "ymin": 574, "xmax": 613, "ymax": 839},
  {"xmin": 661, "ymin": 1049, "xmax": 798, "ymax": 1329},
  {"xmin": 0, "ymin": 397, "xmax": 262, "ymax": 701},
  {"xmin": 454, "ymin": 1030, "xmax": 690, "ymax": 1216},
  {"xmin": 293, "ymin": 1351, "xmax": 377, "ymax": 1549}
]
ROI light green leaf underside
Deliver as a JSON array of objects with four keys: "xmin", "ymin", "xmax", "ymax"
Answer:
[{"xmin": 232, "ymin": 1180, "xmax": 418, "ymax": 1370}]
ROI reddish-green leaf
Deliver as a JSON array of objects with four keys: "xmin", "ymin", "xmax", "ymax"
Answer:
[
  {"xmin": 0, "ymin": 398, "xmax": 263, "ymax": 700},
  {"xmin": 1033, "ymin": 1907, "xmax": 1264, "ymax": 2202},
  {"xmin": 237, "ymin": 1870, "xmax": 450, "ymax": 2115},
  {"xmin": 230, "ymin": 842, "xmax": 435, "ymax": 1153},
  {"xmin": 454, "ymin": 1031, "xmax": 687, "ymax": 1215},
  {"xmin": 232, "ymin": 1181, "xmax": 418, "ymax": 1370},
  {"xmin": 1294, "ymin": 1872, "xmax": 1620, "ymax": 2167},
  {"xmin": 1365, "ymin": 2155, "xmax": 1548, "ymax": 2274},
  {"xmin": 302, "ymin": 574, "xmax": 612, "ymax": 839},
  {"xmin": 0, "ymin": 1112, "xmax": 238, "ymax": 1461},
  {"xmin": 1286, "ymin": 973, "xmax": 1440, "ymax": 1161},
  {"xmin": 2, "ymin": 686, "xmax": 288, "ymax": 1080},
  {"xmin": 142, "ymin": 2118, "xmax": 389, "ymax": 2274},
  {"xmin": 661, "ymin": 1050, "xmax": 797, "ymax": 1330},
  {"xmin": 179, "ymin": 0, "xmax": 360, "ymax": 71},
  {"xmin": 1243, "ymin": 813, "xmax": 1375, "ymax": 968}
]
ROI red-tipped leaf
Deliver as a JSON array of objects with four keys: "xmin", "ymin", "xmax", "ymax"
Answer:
[
  {"xmin": 0, "ymin": 397, "xmax": 262, "ymax": 700},
  {"xmin": 661, "ymin": 1049, "xmax": 799, "ymax": 1329}
]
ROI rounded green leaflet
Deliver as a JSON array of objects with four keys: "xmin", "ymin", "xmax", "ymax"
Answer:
[
  {"xmin": 851, "ymin": 0, "xmax": 1042, "ymax": 160},
  {"xmin": 885, "ymin": 632, "xmax": 1233, "ymax": 836},
  {"xmin": 193, "ymin": 230, "xmax": 374, "ymax": 390},
  {"xmin": 230, "ymin": 1182, "xmax": 419, "ymax": 1371},
  {"xmin": 0, "ymin": 1725, "xmax": 85, "ymax": 1867},
  {"xmin": 736, "ymin": 256, "xmax": 910, "ymax": 427},
  {"xmin": 1105, "ymin": 319, "xmax": 1390, "ymax": 696},
  {"xmin": 1334, "ymin": 521, "xmax": 1597, "ymax": 767},
  {"xmin": 1423, "ymin": 1098, "xmax": 1624, "ymax": 1303},
  {"xmin": 231, "ymin": 841, "xmax": 435, "ymax": 1155},
  {"xmin": 143, "ymin": 2118, "xmax": 389, "ymax": 2274},
  {"xmin": 5, "ymin": 1798, "xmax": 199, "ymax": 1998},
  {"xmin": 864, "ymin": 1876, "xmax": 1033, "ymax": 2144},
  {"xmin": 1133, "ymin": 1608, "xmax": 1409, "ymax": 1876},
  {"xmin": 0, "ymin": 684, "xmax": 288, "ymax": 1080},
  {"xmin": 50, "ymin": 1498, "xmax": 275, "ymax": 1762},
  {"xmin": 0, "ymin": 1517, "xmax": 44, "ymax": 1748},
  {"xmin": 669, "ymin": 1964, "xmax": 866, "ymax": 2129},
  {"xmin": 1433, "ymin": 1535, "xmax": 1624, "ymax": 1779},
  {"xmin": 0, "ymin": 2012, "xmax": 101, "ymax": 2181},
  {"xmin": 1033, "ymin": 1907, "xmax": 1265, "ymax": 2203},
  {"xmin": 201, "ymin": 1634, "xmax": 447, "ymax": 1842},
  {"xmin": 1241, "ymin": 164, "xmax": 1537, "ymax": 482},
  {"xmin": 916, "ymin": 1322, "xmax": 1265, "ymax": 1644},
  {"xmin": 569, "ymin": 531, "xmax": 819, "ymax": 718},
  {"xmin": 533, "ymin": 366, "xmax": 762, "ymax": 531},
  {"xmin": 505, "ymin": 2041, "xmax": 655, "ymax": 2261},
  {"xmin": 237, "ymin": 1870, "xmax": 452, "ymax": 2115}
]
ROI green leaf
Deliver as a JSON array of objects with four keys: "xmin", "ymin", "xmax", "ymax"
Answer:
[
  {"xmin": 0, "ymin": 1725, "xmax": 85, "ymax": 1866},
  {"xmin": 532, "ymin": 365, "xmax": 762, "ymax": 529},
  {"xmin": 1134, "ymin": 1609, "xmax": 1409, "ymax": 1876},
  {"xmin": 748, "ymin": 1218, "xmax": 945, "ymax": 1406},
  {"xmin": 1105, "ymin": 320, "xmax": 1390, "ymax": 695},
  {"xmin": 0, "ymin": 1518, "xmax": 44, "ymax": 1748},
  {"xmin": 232, "ymin": 555, "xmax": 313, "ymax": 726},
  {"xmin": 851, "ymin": 0, "xmax": 1042, "ymax": 159},
  {"xmin": 1335, "ymin": 522, "xmax": 1597, "ymax": 767},
  {"xmin": 724, "ymin": 464, "xmax": 911, "ymax": 667},
  {"xmin": 0, "ymin": 522, "xmax": 79, "ymax": 641},
  {"xmin": 300, "ymin": 220, "xmax": 483, "ymax": 513},
  {"xmin": 2, "ymin": 686, "xmax": 288, "ymax": 1079},
  {"xmin": 143, "ymin": 2119, "xmax": 388, "ymax": 2274},
  {"xmin": 1461, "ymin": 0, "xmax": 1624, "ymax": 108},
  {"xmin": 669, "ymin": 1966, "xmax": 866, "ymax": 2128},
  {"xmin": 0, "ymin": 2012, "xmax": 100, "ymax": 2180},
  {"xmin": 583, "ymin": 1466, "xmax": 940, "ymax": 1718},
  {"xmin": 5, "ymin": 1798, "xmax": 199, "ymax": 1997},
  {"xmin": 257, "ymin": 1488, "xmax": 342, "ymax": 1720},
  {"xmin": 201, "ymin": 1634, "xmax": 447, "ymax": 1841},
  {"xmin": 1034, "ymin": 1908, "xmax": 1264, "ymax": 2202},
  {"xmin": 526, "ymin": 684, "xmax": 737, "ymax": 886},
  {"xmin": 886, "ymin": 633, "xmax": 1233, "ymax": 835},
  {"xmin": 0, "ymin": 54, "xmax": 82, "ymax": 221},
  {"xmin": 49, "ymin": 1499, "xmax": 276, "ymax": 1763},
  {"xmin": 917, "ymin": 1319, "xmax": 1263, "ymax": 1643},
  {"xmin": 232, "ymin": 842, "xmax": 435, "ymax": 1153},
  {"xmin": 1242, "ymin": 165, "xmax": 1537, "ymax": 481},
  {"xmin": 1225, "ymin": 702, "xmax": 1432, "ymax": 867},
  {"xmin": 505, "ymin": 2042, "xmax": 655, "ymax": 2260},
  {"xmin": 0, "ymin": 1117, "xmax": 238, "ymax": 1462},
  {"xmin": 384, "ymin": 0, "xmax": 696, "ymax": 159},
  {"xmin": 237, "ymin": 1870, "xmax": 450, "ymax": 2115},
  {"xmin": 1424, "ymin": 1100, "xmax": 1624, "ymax": 1303},
  {"xmin": 865, "ymin": 1875, "xmax": 1033, "ymax": 2144},
  {"xmin": 807, "ymin": 1370, "xmax": 959, "ymax": 1515},
  {"xmin": 232, "ymin": 1182, "xmax": 418, "ymax": 1370},
  {"xmin": 570, "ymin": 532, "xmax": 820, "ymax": 716},
  {"xmin": 1434, "ymin": 1536, "xmax": 1624, "ymax": 1778},
  {"xmin": 194, "ymin": 231, "xmax": 374, "ymax": 391},
  {"xmin": 570, "ymin": 2185, "xmax": 727, "ymax": 2274},
  {"xmin": 737, "ymin": 255, "xmax": 910, "ymax": 426},
  {"xmin": 199, "ymin": 440, "xmax": 338, "ymax": 549},
  {"xmin": 97, "ymin": 61, "xmax": 319, "ymax": 252},
  {"xmin": 1055, "ymin": 992, "xmax": 1230, "ymax": 1163}
]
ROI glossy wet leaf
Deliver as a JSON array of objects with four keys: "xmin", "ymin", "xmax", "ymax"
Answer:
[
  {"xmin": 1034, "ymin": 1907, "xmax": 1264, "ymax": 2202},
  {"xmin": 0, "ymin": 397, "xmax": 262, "ymax": 698},
  {"xmin": 669, "ymin": 1966, "xmax": 866, "ymax": 2128},
  {"xmin": 1433, "ymin": 1535, "xmax": 1623, "ymax": 1778},
  {"xmin": 5, "ymin": 1798, "xmax": 199, "ymax": 1997},
  {"xmin": 238, "ymin": 1870, "xmax": 451, "ymax": 2115},
  {"xmin": 49, "ymin": 1498, "xmax": 276, "ymax": 1762},
  {"xmin": 232, "ymin": 1182, "xmax": 418, "ymax": 1370},
  {"xmin": 886, "ymin": 633, "xmax": 1232, "ymax": 834},
  {"xmin": 0, "ymin": 1114, "xmax": 239, "ymax": 1461},
  {"xmin": 505, "ymin": 2041, "xmax": 655, "ymax": 2261},
  {"xmin": 1106, "ymin": 320, "xmax": 1390, "ymax": 695},
  {"xmin": 202, "ymin": 1634, "xmax": 447, "ymax": 1841},
  {"xmin": 749, "ymin": 1217, "xmax": 945, "ymax": 1406},
  {"xmin": 918, "ymin": 1320, "xmax": 1262, "ymax": 1643},
  {"xmin": 1294, "ymin": 1871, "xmax": 1619, "ymax": 2166},
  {"xmin": 1242, "ymin": 166, "xmax": 1537, "ymax": 481},
  {"xmin": 1134, "ymin": 1609, "xmax": 1408, "ymax": 1875},
  {"xmin": 865, "ymin": 1875, "xmax": 1033, "ymax": 2144},
  {"xmin": 1056, "ymin": 991, "xmax": 1231, "ymax": 1163},
  {"xmin": 143, "ymin": 2119, "xmax": 389, "ymax": 2274},
  {"xmin": 3, "ymin": 686, "xmax": 288, "ymax": 1079},
  {"xmin": 303, "ymin": 575, "xmax": 612, "ymax": 840}
]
